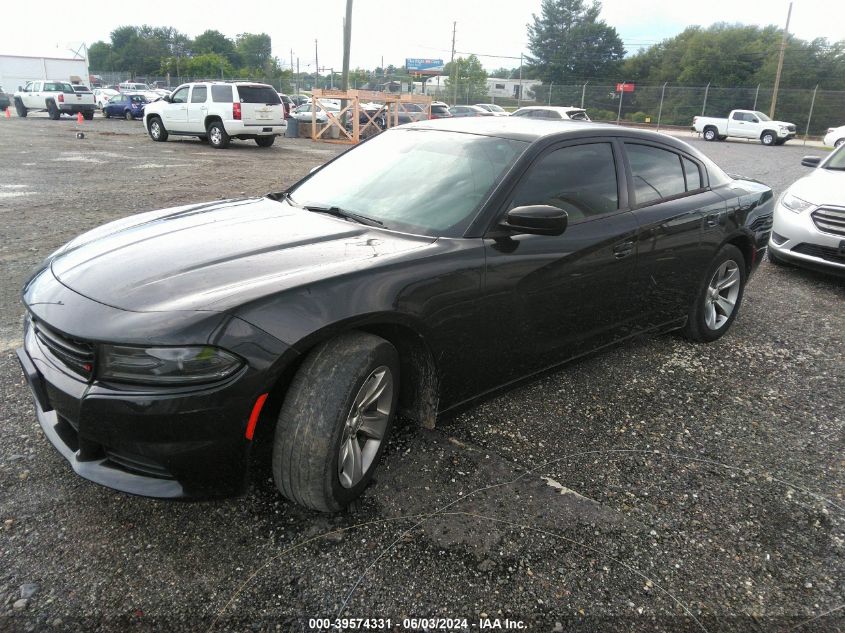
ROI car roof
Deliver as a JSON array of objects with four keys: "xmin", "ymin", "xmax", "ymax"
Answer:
[
  {"xmin": 402, "ymin": 116, "xmax": 701, "ymax": 151},
  {"xmin": 516, "ymin": 105, "xmax": 585, "ymax": 112}
]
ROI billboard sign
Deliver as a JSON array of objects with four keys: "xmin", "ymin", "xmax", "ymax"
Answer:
[
  {"xmin": 615, "ymin": 83, "xmax": 635, "ymax": 93},
  {"xmin": 405, "ymin": 58, "xmax": 445, "ymax": 74}
]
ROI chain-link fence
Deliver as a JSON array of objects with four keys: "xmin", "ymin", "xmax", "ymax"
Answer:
[{"xmin": 439, "ymin": 81, "xmax": 843, "ymax": 137}]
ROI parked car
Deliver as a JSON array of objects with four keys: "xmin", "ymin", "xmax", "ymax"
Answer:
[
  {"xmin": 0, "ymin": 87, "xmax": 10, "ymax": 112},
  {"xmin": 144, "ymin": 82, "xmax": 286, "ymax": 149},
  {"xmin": 16, "ymin": 117, "xmax": 773, "ymax": 511},
  {"xmin": 693, "ymin": 110, "xmax": 796, "ymax": 146},
  {"xmin": 449, "ymin": 104, "xmax": 493, "ymax": 117},
  {"xmin": 93, "ymin": 88, "xmax": 118, "ymax": 109},
  {"xmin": 511, "ymin": 106, "xmax": 590, "ymax": 121},
  {"xmin": 823, "ymin": 125, "xmax": 845, "ymax": 148},
  {"xmin": 290, "ymin": 94, "xmax": 310, "ymax": 107},
  {"xmin": 430, "ymin": 101, "xmax": 452, "ymax": 119},
  {"xmin": 474, "ymin": 103, "xmax": 509, "ymax": 116},
  {"xmin": 13, "ymin": 80, "xmax": 95, "ymax": 119},
  {"xmin": 768, "ymin": 145, "xmax": 845, "ymax": 272},
  {"xmin": 277, "ymin": 93, "xmax": 293, "ymax": 119},
  {"xmin": 103, "ymin": 94, "xmax": 149, "ymax": 120},
  {"xmin": 292, "ymin": 101, "xmax": 340, "ymax": 123},
  {"xmin": 118, "ymin": 82, "xmax": 160, "ymax": 102}
]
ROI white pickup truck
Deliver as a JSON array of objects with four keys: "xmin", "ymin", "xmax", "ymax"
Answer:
[
  {"xmin": 692, "ymin": 109, "xmax": 797, "ymax": 146},
  {"xmin": 13, "ymin": 80, "xmax": 96, "ymax": 120}
]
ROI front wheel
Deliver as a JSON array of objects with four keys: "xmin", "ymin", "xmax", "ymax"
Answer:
[
  {"xmin": 14, "ymin": 98, "xmax": 27, "ymax": 118},
  {"xmin": 834, "ymin": 138, "xmax": 844, "ymax": 148},
  {"xmin": 255, "ymin": 135, "xmax": 275, "ymax": 147},
  {"xmin": 207, "ymin": 121, "xmax": 230, "ymax": 149},
  {"xmin": 103, "ymin": 109, "xmax": 110, "ymax": 119},
  {"xmin": 147, "ymin": 116, "xmax": 168, "ymax": 141},
  {"xmin": 761, "ymin": 131, "xmax": 776, "ymax": 146},
  {"xmin": 124, "ymin": 110, "xmax": 134, "ymax": 121},
  {"xmin": 682, "ymin": 245, "xmax": 746, "ymax": 343},
  {"xmin": 272, "ymin": 332, "xmax": 400, "ymax": 512}
]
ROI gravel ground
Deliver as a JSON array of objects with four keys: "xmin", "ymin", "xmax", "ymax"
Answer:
[{"xmin": 0, "ymin": 114, "xmax": 842, "ymax": 633}]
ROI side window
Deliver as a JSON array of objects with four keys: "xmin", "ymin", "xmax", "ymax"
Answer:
[
  {"xmin": 211, "ymin": 85, "xmax": 233, "ymax": 103},
  {"xmin": 32, "ymin": 82, "xmax": 41, "ymax": 92},
  {"xmin": 23, "ymin": 82, "xmax": 32, "ymax": 92},
  {"xmin": 170, "ymin": 86, "xmax": 189, "ymax": 104},
  {"xmin": 683, "ymin": 157, "xmax": 702, "ymax": 191},
  {"xmin": 626, "ymin": 144, "xmax": 687, "ymax": 205},
  {"xmin": 510, "ymin": 143, "xmax": 619, "ymax": 222},
  {"xmin": 732, "ymin": 111, "xmax": 745, "ymax": 121},
  {"xmin": 190, "ymin": 86, "xmax": 208, "ymax": 103}
]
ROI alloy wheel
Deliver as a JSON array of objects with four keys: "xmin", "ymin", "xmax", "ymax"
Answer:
[
  {"xmin": 150, "ymin": 121, "xmax": 160, "ymax": 139},
  {"xmin": 337, "ymin": 366, "xmax": 393, "ymax": 489},
  {"xmin": 209, "ymin": 127, "xmax": 222, "ymax": 145},
  {"xmin": 704, "ymin": 259, "xmax": 740, "ymax": 330}
]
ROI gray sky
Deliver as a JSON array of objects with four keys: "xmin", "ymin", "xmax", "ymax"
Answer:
[{"xmin": 2, "ymin": 0, "xmax": 843, "ymax": 73}]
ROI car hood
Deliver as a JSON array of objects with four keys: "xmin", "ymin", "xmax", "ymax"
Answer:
[
  {"xmin": 50, "ymin": 197, "xmax": 435, "ymax": 313},
  {"xmin": 787, "ymin": 168, "xmax": 845, "ymax": 206}
]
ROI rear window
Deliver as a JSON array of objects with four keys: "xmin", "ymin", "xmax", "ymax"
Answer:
[
  {"xmin": 211, "ymin": 85, "xmax": 233, "ymax": 103},
  {"xmin": 236, "ymin": 86, "xmax": 281, "ymax": 104},
  {"xmin": 44, "ymin": 82, "xmax": 74, "ymax": 93},
  {"xmin": 72, "ymin": 86, "xmax": 91, "ymax": 93}
]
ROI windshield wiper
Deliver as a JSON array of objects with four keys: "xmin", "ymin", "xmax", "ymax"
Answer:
[{"xmin": 302, "ymin": 204, "xmax": 384, "ymax": 227}]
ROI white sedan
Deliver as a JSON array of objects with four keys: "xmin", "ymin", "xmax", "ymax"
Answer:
[
  {"xmin": 768, "ymin": 145, "xmax": 845, "ymax": 272},
  {"xmin": 292, "ymin": 102, "xmax": 340, "ymax": 123},
  {"xmin": 93, "ymin": 88, "xmax": 118, "ymax": 109},
  {"xmin": 823, "ymin": 125, "xmax": 845, "ymax": 148}
]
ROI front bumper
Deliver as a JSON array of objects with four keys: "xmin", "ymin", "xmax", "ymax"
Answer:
[{"xmin": 769, "ymin": 202, "xmax": 845, "ymax": 272}]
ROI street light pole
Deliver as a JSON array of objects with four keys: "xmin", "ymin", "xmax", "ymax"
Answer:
[{"xmin": 341, "ymin": 0, "xmax": 353, "ymax": 91}]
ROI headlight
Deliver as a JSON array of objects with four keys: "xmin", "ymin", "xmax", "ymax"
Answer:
[
  {"xmin": 779, "ymin": 192, "xmax": 813, "ymax": 214},
  {"xmin": 99, "ymin": 345, "xmax": 243, "ymax": 385},
  {"xmin": 779, "ymin": 125, "xmax": 788, "ymax": 132}
]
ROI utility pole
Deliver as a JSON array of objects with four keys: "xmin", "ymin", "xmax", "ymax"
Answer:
[
  {"xmin": 296, "ymin": 58, "xmax": 300, "ymax": 93},
  {"xmin": 770, "ymin": 1, "xmax": 792, "ymax": 119},
  {"xmin": 450, "ymin": 21, "xmax": 457, "ymax": 106},
  {"xmin": 341, "ymin": 0, "xmax": 353, "ymax": 91},
  {"xmin": 315, "ymin": 39, "xmax": 319, "ymax": 90},
  {"xmin": 518, "ymin": 53, "xmax": 523, "ymax": 107}
]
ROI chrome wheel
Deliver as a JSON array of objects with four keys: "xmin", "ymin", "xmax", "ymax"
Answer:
[
  {"xmin": 338, "ymin": 365, "xmax": 393, "ymax": 489},
  {"xmin": 209, "ymin": 126, "xmax": 222, "ymax": 145},
  {"xmin": 704, "ymin": 259, "xmax": 740, "ymax": 330},
  {"xmin": 704, "ymin": 128, "xmax": 716, "ymax": 141},
  {"xmin": 150, "ymin": 121, "xmax": 161, "ymax": 139}
]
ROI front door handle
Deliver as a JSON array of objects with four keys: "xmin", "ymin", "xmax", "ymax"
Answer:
[
  {"xmin": 705, "ymin": 213, "xmax": 719, "ymax": 227},
  {"xmin": 613, "ymin": 241, "xmax": 634, "ymax": 259}
]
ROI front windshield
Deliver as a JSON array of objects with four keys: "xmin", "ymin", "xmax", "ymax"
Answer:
[
  {"xmin": 488, "ymin": 104, "xmax": 506, "ymax": 112},
  {"xmin": 288, "ymin": 129, "xmax": 527, "ymax": 237},
  {"xmin": 753, "ymin": 111, "xmax": 771, "ymax": 121},
  {"xmin": 824, "ymin": 145, "xmax": 845, "ymax": 170}
]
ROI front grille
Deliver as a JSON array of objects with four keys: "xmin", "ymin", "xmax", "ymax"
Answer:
[
  {"xmin": 749, "ymin": 215, "xmax": 773, "ymax": 232},
  {"xmin": 32, "ymin": 319, "xmax": 95, "ymax": 378},
  {"xmin": 787, "ymin": 124, "xmax": 796, "ymax": 132},
  {"xmin": 792, "ymin": 243, "xmax": 845, "ymax": 264},
  {"xmin": 812, "ymin": 207, "xmax": 845, "ymax": 237}
]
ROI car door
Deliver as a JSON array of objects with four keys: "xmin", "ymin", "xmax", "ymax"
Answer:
[
  {"xmin": 623, "ymin": 141, "xmax": 727, "ymax": 326},
  {"xmin": 162, "ymin": 85, "xmax": 189, "ymax": 130},
  {"xmin": 24, "ymin": 82, "xmax": 40, "ymax": 109},
  {"xmin": 479, "ymin": 139, "xmax": 639, "ymax": 389},
  {"xmin": 186, "ymin": 85, "xmax": 208, "ymax": 133},
  {"xmin": 730, "ymin": 111, "xmax": 754, "ymax": 138}
]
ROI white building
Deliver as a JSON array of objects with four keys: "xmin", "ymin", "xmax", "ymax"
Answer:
[
  {"xmin": 421, "ymin": 75, "xmax": 542, "ymax": 100},
  {"xmin": 0, "ymin": 54, "xmax": 89, "ymax": 91}
]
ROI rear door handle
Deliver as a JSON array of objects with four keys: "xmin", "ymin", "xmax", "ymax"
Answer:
[
  {"xmin": 613, "ymin": 241, "xmax": 634, "ymax": 259},
  {"xmin": 705, "ymin": 213, "xmax": 719, "ymax": 227}
]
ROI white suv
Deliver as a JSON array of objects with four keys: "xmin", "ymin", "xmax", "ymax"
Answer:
[{"xmin": 143, "ymin": 81, "xmax": 286, "ymax": 149}]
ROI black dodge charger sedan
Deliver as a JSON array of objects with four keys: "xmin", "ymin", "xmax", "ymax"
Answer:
[{"xmin": 17, "ymin": 118, "xmax": 774, "ymax": 511}]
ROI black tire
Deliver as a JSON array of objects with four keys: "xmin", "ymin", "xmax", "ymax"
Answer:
[
  {"xmin": 14, "ymin": 97, "xmax": 27, "ymax": 118},
  {"xmin": 147, "ymin": 116, "xmax": 168, "ymax": 141},
  {"xmin": 703, "ymin": 126, "xmax": 718, "ymax": 141},
  {"xmin": 272, "ymin": 332, "xmax": 400, "ymax": 512},
  {"xmin": 760, "ymin": 130, "xmax": 776, "ymax": 146},
  {"xmin": 82, "ymin": 111, "xmax": 94, "ymax": 121},
  {"xmin": 124, "ymin": 110, "xmax": 134, "ymax": 121},
  {"xmin": 835, "ymin": 138, "xmax": 844, "ymax": 148},
  {"xmin": 682, "ymin": 244, "xmax": 747, "ymax": 343},
  {"xmin": 206, "ymin": 120, "xmax": 230, "ymax": 149},
  {"xmin": 46, "ymin": 100, "xmax": 60, "ymax": 120},
  {"xmin": 103, "ymin": 108, "xmax": 110, "ymax": 119},
  {"xmin": 255, "ymin": 135, "xmax": 275, "ymax": 147}
]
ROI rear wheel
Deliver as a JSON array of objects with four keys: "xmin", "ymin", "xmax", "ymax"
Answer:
[
  {"xmin": 147, "ymin": 116, "xmax": 168, "ymax": 141},
  {"xmin": 82, "ymin": 111, "xmax": 94, "ymax": 121},
  {"xmin": 703, "ymin": 126, "xmax": 718, "ymax": 141},
  {"xmin": 761, "ymin": 131, "xmax": 776, "ymax": 146},
  {"xmin": 14, "ymin": 97, "xmax": 27, "ymax": 118},
  {"xmin": 46, "ymin": 100, "xmax": 60, "ymax": 120},
  {"xmin": 207, "ymin": 121, "xmax": 230, "ymax": 149},
  {"xmin": 682, "ymin": 245, "xmax": 746, "ymax": 343},
  {"xmin": 255, "ymin": 135, "xmax": 275, "ymax": 147},
  {"xmin": 272, "ymin": 332, "xmax": 400, "ymax": 512}
]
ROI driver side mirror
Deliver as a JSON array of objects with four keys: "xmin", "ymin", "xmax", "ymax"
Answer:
[
  {"xmin": 801, "ymin": 156, "xmax": 821, "ymax": 168},
  {"xmin": 500, "ymin": 205, "xmax": 568, "ymax": 236}
]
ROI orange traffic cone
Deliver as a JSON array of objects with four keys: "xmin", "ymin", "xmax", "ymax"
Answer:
[
  {"xmin": 4, "ymin": 108, "xmax": 10, "ymax": 119},
  {"xmin": 77, "ymin": 111, "xmax": 84, "ymax": 124}
]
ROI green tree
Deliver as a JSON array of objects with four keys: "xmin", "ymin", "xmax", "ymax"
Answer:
[
  {"xmin": 236, "ymin": 33, "xmax": 272, "ymax": 70},
  {"xmin": 526, "ymin": 0, "xmax": 625, "ymax": 83},
  {"xmin": 192, "ymin": 30, "xmax": 240, "ymax": 66},
  {"xmin": 444, "ymin": 55, "xmax": 488, "ymax": 103},
  {"xmin": 88, "ymin": 41, "xmax": 114, "ymax": 71}
]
